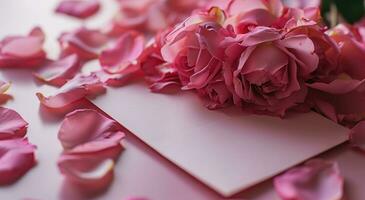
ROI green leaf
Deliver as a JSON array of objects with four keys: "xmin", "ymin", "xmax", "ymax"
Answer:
[
  {"xmin": 321, "ymin": 0, "xmax": 365, "ymax": 24},
  {"xmin": 334, "ymin": 0, "xmax": 365, "ymax": 23}
]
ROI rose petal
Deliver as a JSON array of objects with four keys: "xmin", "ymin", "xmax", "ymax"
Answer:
[
  {"xmin": 58, "ymin": 109, "xmax": 122, "ymax": 150},
  {"xmin": 0, "ymin": 138, "xmax": 36, "ymax": 185},
  {"xmin": 55, "ymin": 0, "xmax": 100, "ymax": 19},
  {"xmin": 59, "ymin": 27, "xmax": 108, "ymax": 62},
  {"xmin": 36, "ymin": 73, "xmax": 105, "ymax": 109},
  {"xmin": 0, "ymin": 107, "xmax": 28, "ymax": 140},
  {"xmin": 100, "ymin": 31, "xmax": 144, "ymax": 74},
  {"xmin": 350, "ymin": 121, "xmax": 365, "ymax": 151},
  {"xmin": 0, "ymin": 81, "xmax": 11, "ymax": 95},
  {"xmin": 57, "ymin": 109, "xmax": 125, "ymax": 190},
  {"xmin": 92, "ymin": 69, "xmax": 140, "ymax": 87},
  {"xmin": 0, "ymin": 27, "xmax": 46, "ymax": 68},
  {"xmin": 274, "ymin": 159, "xmax": 344, "ymax": 200},
  {"xmin": 58, "ymin": 155, "xmax": 114, "ymax": 189},
  {"xmin": 307, "ymin": 78, "xmax": 365, "ymax": 122},
  {"xmin": 34, "ymin": 54, "xmax": 82, "ymax": 87}
]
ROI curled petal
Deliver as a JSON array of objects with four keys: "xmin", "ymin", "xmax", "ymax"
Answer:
[
  {"xmin": 36, "ymin": 74, "xmax": 105, "ymax": 109},
  {"xmin": 144, "ymin": 63, "xmax": 181, "ymax": 93},
  {"xmin": 350, "ymin": 121, "xmax": 365, "ymax": 151},
  {"xmin": 58, "ymin": 155, "xmax": 114, "ymax": 189},
  {"xmin": 100, "ymin": 31, "xmax": 144, "ymax": 74},
  {"xmin": 57, "ymin": 109, "xmax": 125, "ymax": 190},
  {"xmin": 58, "ymin": 109, "xmax": 122, "ymax": 150},
  {"xmin": 92, "ymin": 69, "xmax": 140, "ymax": 87},
  {"xmin": 55, "ymin": 0, "xmax": 100, "ymax": 19},
  {"xmin": 0, "ymin": 138, "xmax": 36, "ymax": 185},
  {"xmin": 34, "ymin": 54, "xmax": 81, "ymax": 87},
  {"xmin": 308, "ymin": 79, "xmax": 365, "ymax": 124},
  {"xmin": 0, "ymin": 81, "xmax": 10, "ymax": 94},
  {"xmin": 0, "ymin": 107, "xmax": 28, "ymax": 140},
  {"xmin": 0, "ymin": 27, "xmax": 46, "ymax": 68},
  {"xmin": 274, "ymin": 159, "xmax": 344, "ymax": 200},
  {"xmin": 59, "ymin": 27, "xmax": 108, "ymax": 62}
]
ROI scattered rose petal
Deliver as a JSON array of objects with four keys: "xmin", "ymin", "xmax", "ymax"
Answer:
[
  {"xmin": 0, "ymin": 107, "xmax": 28, "ymax": 140},
  {"xmin": 0, "ymin": 138, "xmax": 36, "ymax": 185},
  {"xmin": 100, "ymin": 31, "xmax": 144, "ymax": 74},
  {"xmin": 34, "ymin": 54, "xmax": 82, "ymax": 87},
  {"xmin": 58, "ymin": 155, "xmax": 114, "ymax": 189},
  {"xmin": 350, "ymin": 121, "xmax": 365, "ymax": 151},
  {"xmin": 0, "ymin": 27, "xmax": 46, "ymax": 68},
  {"xmin": 36, "ymin": 74, "xmax": 105, "ymax": 109},
  {"xmin": 58, "ymin": 27, "xmax": 108, "ymax": 62},
  {"xmin": 55, "ymin": 0, "xmax": 101, "ymax": 19},
  {"xmin": 57, "ymin": 109, "xmax": 125, "ymax": 190},
  {"xmin": 92, "ymin": 69, "xmax": 140, "ymax": 87},
  {"xmin": 274, "ymin": 159, "xmax": 344, "ymax": 200},
  {"xmin": 58, "ymin": 109, "xmax": 123, "ymax": 150}
]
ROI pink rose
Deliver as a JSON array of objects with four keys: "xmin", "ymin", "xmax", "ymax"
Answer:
[
  {"xmin": 306, "ymin": 24, "xmax": 365, "ymax": 126},
  {"xmin": 160, "ymin": 8, "xmax": 234, "ymax": 107},
  {"xmin": 223, "ymin": 0, "xmax": 284, "ymax": 34},
  {"xmin": 161, "ymin": 8, "xmax": 228, "ymax": 89},
  {"xmin": 225, "ymin": 26, "xmax": 319, "ymax": 116}
]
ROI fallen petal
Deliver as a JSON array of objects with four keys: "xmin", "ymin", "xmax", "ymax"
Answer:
[
  {"xmin": 58, "ymin": 154, "xmax": 114, "ymax": 190},
  {"xmin": 0, "ymin": 107, "xmax": 28, "ymax": 140},
  {"xmin": 92, "ymin": 69, "xmax": 140, "ymax": 87},
  {"xmin": 0, "ymin": 138, "xmax": 36, "ymax": 185},
  {"xmin": 55, "ymin": 0, "xmax": 100, "ymax": 19},
  {"xmin": 59, "ymin": 27, "xmax": 108, "ymax": 62},
  {"xmin": 274, "ymin": 159, "xmax": 344, "ymax": 200},
  {"xmin": 58, "ymin": 109, "xmax": 122, "ymax": 150},
  {"xmin": 34, "ymin": 54, "xmax": 82, "ymax": 87},
  {"xmin": 0, "ymin": 27, "xmax": 46, "ymax": 68},
  {"xmin": 36, "ymin": 74, "xmax": 105, "ymax": 109},
  {"xmin": 100, "ymin": 31, "xmax": 144, "ymax": 74}
]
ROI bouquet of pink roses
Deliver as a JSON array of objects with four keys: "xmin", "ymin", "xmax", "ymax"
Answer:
[{"xmin": 111, "ymin": 0, "xmax": 364, "ymax": 128}]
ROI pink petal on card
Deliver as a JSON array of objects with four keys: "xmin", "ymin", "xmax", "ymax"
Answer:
[
  {"xmin": 0, "ymin": 138, "xmax": 36, "ymax": 185},
  {"xmin": 100, "ymin": 31, "xmax": 144, "ymax": 74},
  {"xmin": 55, "ymin": 0, "xmax": 100, "ymax": 19},
  {"xmin": 58, "ymin": 154, "xmax": 114, "ymax": 189},
  {"xmin": 58, "ymin": 109, "xmax": 122, "ymax": 150},
  {"xmin": 350, "ymin": 121, "xmax": 365, "ymax": 151},
  {"xmin": 274, "ymin": 159, "xmax": 344, "ymax": 200},
  {"xmin": 36, "ymin": 74, "xmax": 105, "ymax": 109},
  {"xmin": 34, "ymin": 54, "xmax": 81, "ymax": 87},
  {"xmin": 0, "ymin": 107, "xmax": 28, "ymax": 140}
]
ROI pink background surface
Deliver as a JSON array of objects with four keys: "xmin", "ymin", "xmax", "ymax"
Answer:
[{"xmin": 0, "ymin": 1, "xmax": 364, "ymax": 200}]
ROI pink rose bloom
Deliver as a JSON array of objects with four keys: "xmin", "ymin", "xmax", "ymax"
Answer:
[
  {"xmin": 161, "ymin": 8, "xmax": 234, "ymax": 108},
  {"xmin": 223, "ymin": 0, "xmax": 284, "ymax": 34},
  {"xmin": 306, "ymin": 24, "xmax": 365, "ymax": 125},
  {"xmin": 224, "ymin": 26, "xmax": 319, "ymax": 116}
]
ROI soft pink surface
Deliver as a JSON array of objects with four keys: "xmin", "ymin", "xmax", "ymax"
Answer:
[{"xmin": 0, "ymin": 1, "xmax": 364, "ymax": 200}]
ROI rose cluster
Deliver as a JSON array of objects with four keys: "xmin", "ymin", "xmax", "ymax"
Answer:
[{"xmin": 134, "ymin": 0, "xmax": 365, "ymax": 125}]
